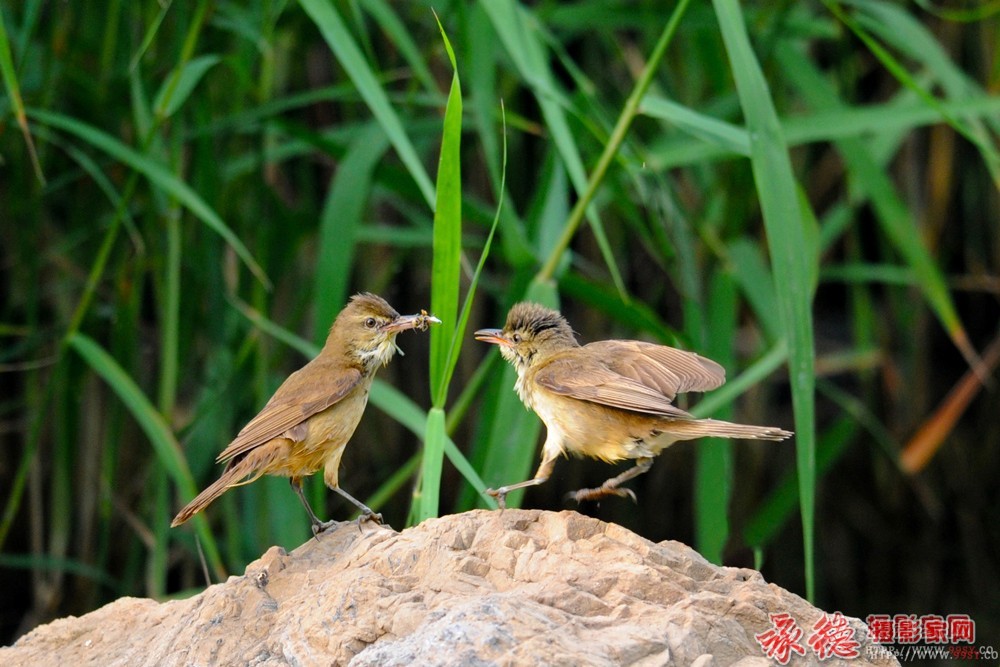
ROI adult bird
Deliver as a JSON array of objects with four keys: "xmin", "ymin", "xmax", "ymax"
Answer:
[{"xmin": 171, "ymin": 293, "xmax": 439, "ymax": 533}]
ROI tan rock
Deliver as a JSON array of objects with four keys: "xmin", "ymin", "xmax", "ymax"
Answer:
[{"xmin": 2, "ymin": 510, "xmax": 897, "ymax": 666}]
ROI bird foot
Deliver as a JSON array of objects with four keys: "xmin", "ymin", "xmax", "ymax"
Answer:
[
  {"xmin": 568, "ymin": 485, "xmax": 637, "ymax": 504},
  {"xmin": 311, "ymin": 510, "xmax": 383, "ymax": 537},
  {"xmin": 312, "ymin": 519, "xmax": 342, "ymax": 536},
  {"xmin": 354, "ymin": 510, "xmax": 384, "ymax": 532},
  {"xmin": 485, "ymin": 487, "xmax": 508, "ymax": 510}
]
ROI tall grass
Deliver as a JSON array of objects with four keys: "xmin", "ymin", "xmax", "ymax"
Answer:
[{"xmin": 1, "ymin": 0, "xmax": 997, "ymax": 641}]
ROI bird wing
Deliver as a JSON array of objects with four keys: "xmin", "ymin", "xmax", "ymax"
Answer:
[
  {"xmin": 533, "ymin": 341, "xmax": 725, "ymax": 418},
  {"xmin": 590, "ymin": 340, "xmax": 725, "ymax": 398},
  {"xmin": 215, "ymin": 360, "xmax": 364, "ymax": 464}
]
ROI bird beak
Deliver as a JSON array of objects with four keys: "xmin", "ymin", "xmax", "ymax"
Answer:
[
  {"xmin": 382, "ymin": 312, "xmax": 441, "ymax": 334},
  {"xmin": 474, "ymin": 328, "xmax": 512, "ymax": 347}
]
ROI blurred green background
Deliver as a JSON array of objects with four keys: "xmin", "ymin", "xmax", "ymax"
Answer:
[{"xmin": 2, "ymin": 0, "xmax": 998, "ymax": 652}]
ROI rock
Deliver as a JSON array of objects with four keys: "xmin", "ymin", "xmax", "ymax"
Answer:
[{"xmin": 2, "ymin": 510, "xmax": 897, "ymax": 666}]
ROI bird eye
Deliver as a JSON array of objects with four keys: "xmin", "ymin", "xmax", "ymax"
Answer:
[
  {"xmin": 365, "ymin": 317, "xmax": 377, "ymax": 329},
  {"xmin": 512, "ymin": 333, "xmax": 522, "ymax": 343}
]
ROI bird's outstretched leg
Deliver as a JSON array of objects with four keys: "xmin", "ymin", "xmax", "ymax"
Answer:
[
  {"xmin": 332, "ymin": 486, "xmax": 383, "ymax": 531},
  {"xmin": 486, "ymin": 453, "xmax": 558, "ymax": 509},
  {"xmin": 569, "ymin": 457, "xmax": 654, "ymax": 504}
]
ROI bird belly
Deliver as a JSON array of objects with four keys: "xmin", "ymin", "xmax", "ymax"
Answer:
[
  {"xmin": 534, "ymin": 394, "xmax": 666, "ymax": 463},
  {"xmin": 267, "ymin": 388, "xmax": 369, "ymax": 480}
]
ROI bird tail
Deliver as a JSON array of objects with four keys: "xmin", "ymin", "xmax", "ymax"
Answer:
[
  {"xmin": 170, "ymin": 459, "xmax": 263, "ymax": 527},
  {"xmin": 670, "ymin": 418, "xmax": 793, "ymax": 442}
]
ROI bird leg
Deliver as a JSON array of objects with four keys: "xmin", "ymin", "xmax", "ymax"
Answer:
[
  {"xmin": 486, "ymin": 455, "xmax": 558, "ymax": 510},
  {"xmin": 569, "ymin": 457, "xmax": 654, "ymax": 504},
  {"xmin": 290, "ymin": 478, "xmax": 335, "ymax": 535},
  {"xmin": 291, "ymin": 479, "xmax": 383, "ymax": 535},
  {"xmin": 486, "ymin": 478, "xmax": 549, "ymax": 510},
  {"xmin": 332, "ymin": 486, "xmax": 384, "ymax": 530}
]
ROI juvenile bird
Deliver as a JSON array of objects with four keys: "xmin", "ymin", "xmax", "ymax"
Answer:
[
  {"xmin": 171, "ymin": 293, "xmax": 439, "ymax": 533},
  {"xmin": 475, "ymin": 302, "xmax": 792, "ymax": 508}
]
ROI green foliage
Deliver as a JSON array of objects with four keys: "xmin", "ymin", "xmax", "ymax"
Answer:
[
  {"xmin": 420, "ymin": 17, "xmax": 463, "ymax": 522},
  {"xmin": 713, "ymin": 0, "xmax": 819, "ymax": 600},
  {"xmin": 1, "ymin": 0, "xmax": 997, "ymax": 642}
]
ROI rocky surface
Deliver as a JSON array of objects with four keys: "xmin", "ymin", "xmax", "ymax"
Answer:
[{"xmin": 3, "ymin": 509, "xmax": 896, "ymax": 666}]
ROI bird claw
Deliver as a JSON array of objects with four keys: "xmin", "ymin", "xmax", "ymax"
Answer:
[
  {"xmin": 485, "ymin": 487, "xmax": 507, "ymax": 510},
  {"xmin": 568, "ymin": 486, "xmax": 637, "ymax": 505},
  {"xmin": 312, "ymin": 519, "xmax": 342, "ymax": 536},
  {"xmin": 357, "ymin": 511, "xmax": 384, "ymax": 531},
  {"xmin": 311, "ymin": 510, "xmax": 383, "ymax": 537}
]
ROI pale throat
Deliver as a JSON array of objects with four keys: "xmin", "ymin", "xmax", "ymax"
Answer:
[
  {"xmin": 505, "ymin": 349, "xmax": 536, "ymax": 409},
  {"xmin": 356, "ymin": 335, "xmax": 400, "ymax": 370},
  {"xmin": 513, "ymin": 370, "xmax": 533, "ymax": 408}
]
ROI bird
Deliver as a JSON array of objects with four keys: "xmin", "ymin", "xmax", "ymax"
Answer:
[
  {"xmin": 475, "ymin": 302, "xmax": 792, "ymax": 508},
  {"xmin": 171, "ymin": 293, "xmax": 439, "ymax": 533}
]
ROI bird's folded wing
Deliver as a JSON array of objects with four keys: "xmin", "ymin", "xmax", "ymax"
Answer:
[
  {"xmin": 587, "ymin": 341, "xmax": 725, "ymax": 398},
  {"xmin": 534, "ymin": 356, "xmax": 694, "ymax": 418},
  {"xmin": 215, "ymin": 365, "xmax": 363, "ymax": 463}
]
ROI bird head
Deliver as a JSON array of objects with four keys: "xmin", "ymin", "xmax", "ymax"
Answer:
[
  {"xmin": 329, "ymin": 293, "xmax": 440, "ymax": 370},
  {"xmin": 475, "ymin": 302, "xmax": 577, "ymax": 372}
]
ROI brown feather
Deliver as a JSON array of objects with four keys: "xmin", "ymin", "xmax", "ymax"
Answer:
[
  {"xmin": 170, "ymin": 446, "xmax": 278, "ymax": 527},
  {"xmin": 532, "ymin": 341, "xmax": 724, "ymax": 417},
  {"xmin": 534, "ymin": 357, "xmax": 691, "ymax": 418},
  {"xmin": 656, "ymin": 418, "xmax": 793, "ymax": 441},
  {"xmin": 215, "ymin": 363, "xmax": 362, "ymax": 464},
  {"xmin": 591, "ymin": 341, "xmax": 725, "ymax": 397}
]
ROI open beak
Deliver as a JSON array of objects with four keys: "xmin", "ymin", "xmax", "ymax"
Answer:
[
  {"xmin": 383, "ymin": 312, "xmax": 441, "ymax": 334},
  {"xmin": 474, "ymin": 328, "xmax": 512, "ymax": 347}
]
